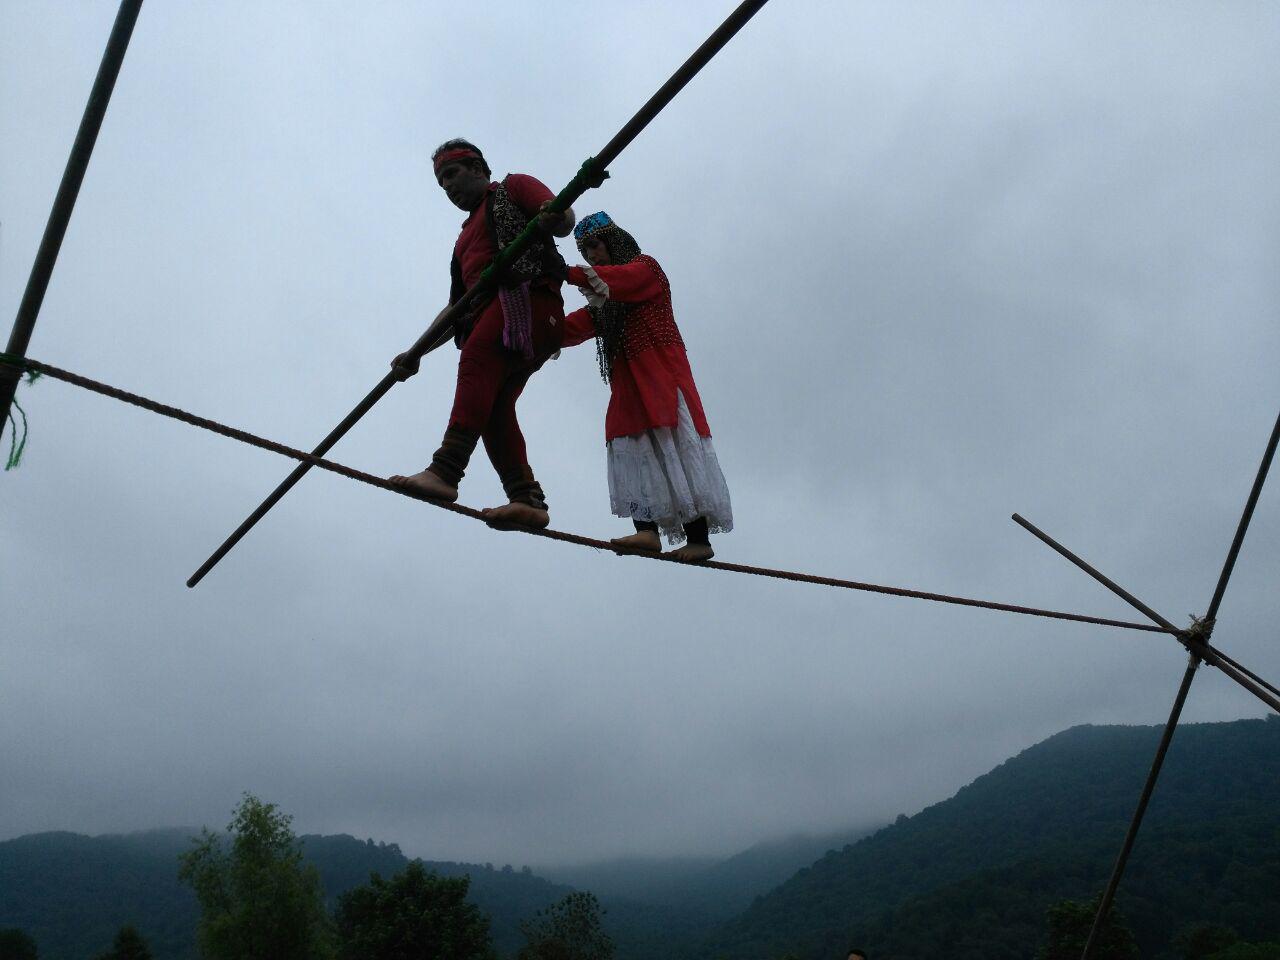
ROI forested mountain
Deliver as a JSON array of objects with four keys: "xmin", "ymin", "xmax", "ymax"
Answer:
[
  {"xmin": 0, "ymin": 825, "xmax": 816, "ymax": 960},
  {"xmin": 0, "ymin": 829, "xmax": 571, "ymax": 959},
  {"xmin": 702, "ymin": 716, "xmax": 1280, "ymax": 960},
  {"xmin": 0, "ymin": 829, "xmax": 197, "ymax": 960},
  {"xmin": 0, "ymin": 824, "xmax": 855, "ymax": 960},
  {"xmin": 3, "ymin": 718, "xmax": 1277, "ymax": 960}
]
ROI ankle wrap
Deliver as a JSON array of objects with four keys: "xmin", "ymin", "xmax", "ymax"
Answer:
[
  {"xmin": 501, "ymin": 465, "xmax": 548, "ymax": 510},
  {"xmin": 428, "ymin": 426, "xmax": 480, "ymax": 487},
  {"xmin": 683, "ymin": 516, "xmax": 710, "ymax": 546}
]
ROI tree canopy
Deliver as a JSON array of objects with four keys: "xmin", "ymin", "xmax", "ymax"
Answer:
[
  {"xmin": 334, "ymin": 860, "xmax": 494, "ymax": 960},
  {"xmin": 1037, "ymin": 896, "xmax": 1138, "ymax": 960},
  {"xmin": 178, "ymin": 793, "xmax": 333, "ymax": 960},
  {"xmin": 95, "ymin": 925, "xmax": 153, "ymax": 960},
  {"xmin": 518, "ymin": 892, "xmax": 614, "ymax": 960},
  {"xmin": 0, "ymin": 928, "xmax": 38, "ymax": 960}
]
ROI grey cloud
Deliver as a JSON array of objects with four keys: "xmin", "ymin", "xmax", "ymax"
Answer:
[{"xmin": 2, "ymin": 2, "xmax": 1277, "ymax": 864}]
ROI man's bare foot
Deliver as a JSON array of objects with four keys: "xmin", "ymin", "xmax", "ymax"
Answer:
[
  {"xmin": 484, "ymin": 501, "xmax": 549, "ymax": 530},
  {"xmin": 610, "ymin": 530, "xmax": 661, "ymax": 553},
  {"xmin": 668, "ymin": 543, "xmax": 714, "ymax": 563},
  {"xmin": 388, "ymin": 469, "xmax": 458, "ymax": 502}
]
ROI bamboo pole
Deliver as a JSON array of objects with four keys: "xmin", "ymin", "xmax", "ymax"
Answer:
[{"xmin": 0, "ymin": 0, "xmax": 145, "ymax": 426}]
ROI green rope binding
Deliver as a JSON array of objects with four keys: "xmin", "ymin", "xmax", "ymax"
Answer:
[
  {"xmin": 0, "ymin": 352, "xmax": 40, "ymax": 471},
  {"xmin": 472, "ymin": 156, "xmax": 611, "ymax": 299},
  {"xmin": 6, "ymin": 402, "xmax": 29, "ymax": 471}
]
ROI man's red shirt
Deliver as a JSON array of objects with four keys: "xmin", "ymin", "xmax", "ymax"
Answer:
[{"xmin": 453, "ymin": 174, "xmax": 559, "ymax": 289}]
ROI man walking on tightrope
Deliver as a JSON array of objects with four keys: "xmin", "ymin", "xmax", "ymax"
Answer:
[{"xmin": 390, "ymin": 139, "xmax": 574, "ymax": 529}]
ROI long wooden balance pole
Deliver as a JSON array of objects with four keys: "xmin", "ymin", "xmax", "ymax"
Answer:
[
  {"xmin": 1, "ymin": 0, "xmax": 144, "ymax": 427},
  {"xmin": 187, "ymin": 0, "xmax": 771, "ymax": 587}
]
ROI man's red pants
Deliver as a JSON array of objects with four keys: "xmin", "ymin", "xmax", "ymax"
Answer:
[{"xmin": 448, "ymin": 287, "xmax": 564, "ymax": 477}]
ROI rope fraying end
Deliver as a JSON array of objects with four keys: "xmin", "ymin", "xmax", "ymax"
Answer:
[
  {"xmin": 1, "ymin": 353, "xmax": 38, "ymax": 471},
  {"xmin": 4, "ymin": 400, "xmax": 31, "ymax": 471}
]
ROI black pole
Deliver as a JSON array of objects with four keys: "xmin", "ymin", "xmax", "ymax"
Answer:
[
  {"xmin": 187, "ymin": 0, "xmax": 771, "ymax": 587},
  {"xmin": 0, "ymin": 0, "xmax": 144, "ymax": 425},
  {"xmin": 1192, "ymin": 647, "xmax": 1279, "ymax": 713},
  {"xmin": 1011, "ymin": 513, "xmax": 1280, "ymax": 713},
  {"xmin": 1080, "ymin": 653, "xmax": 1200, "ymax": 960},
  {"xmin": 182, "ymin": 374, "xmax": 398, "ymax": 586},
  {"xmin": 1011, "ymin": 513, "xmax": 1178, "ymax": 632},
  {"xmin": 1204, "ymin": 409, "xmax": 1280, "ymax": 623},
  {"xmin": 1210, "ymin": 645, "xmax": 1280, "ymax": 700},
  {"xmin": 593, "ymin": 0, "xmax": 770, "ymax": 169}
]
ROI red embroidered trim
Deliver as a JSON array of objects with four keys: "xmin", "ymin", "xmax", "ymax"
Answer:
[{"xmin": 621, "ymin": 255, "xmax": 684, "ymax": 360}]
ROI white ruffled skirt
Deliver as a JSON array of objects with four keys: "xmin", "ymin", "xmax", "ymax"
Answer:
[{"xmin": 606, "ymin": 390, "xmax": 734, "ymax": 545}]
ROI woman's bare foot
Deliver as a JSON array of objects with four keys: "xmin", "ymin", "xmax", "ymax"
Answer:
[
  {"xmin": 668, "ymin": 543, "xmax": 714, "ymax": 563},
  {"xmin": 388, "ymin": 468, "xmax": 458, "ymax": 502},
  {"xmin": 483, "ymin": 501, "xmax": 549, "ymax": 530},
  {"xmin": 610, "ymin": 530, "xmax": 661, "ymax": 553}
]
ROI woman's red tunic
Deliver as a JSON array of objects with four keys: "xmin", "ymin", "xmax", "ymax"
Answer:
[{"xmin": 562, "ymin": 255, "xmax": 711, "ymax": 442}]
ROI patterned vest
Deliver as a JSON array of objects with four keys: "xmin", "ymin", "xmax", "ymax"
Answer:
[{"xmin": 449, "ymin": 178, "xmax": 567, "ymax": 347}]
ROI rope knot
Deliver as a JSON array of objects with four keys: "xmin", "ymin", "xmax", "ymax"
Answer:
[{"xmin": 1185, "ymin": 614, "xmax": 1215, "ymax": 644}]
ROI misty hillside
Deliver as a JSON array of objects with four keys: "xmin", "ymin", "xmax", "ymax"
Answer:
[
  {"xmin": 0, "ymin": 828, "xmax": 571, "ymax": 959},
  {"xmin": 703, "ymin": 716, "xmax": 1280, "ymax": 960},
  {"xmin": 542, "ymin": 823, "xmax": 882, "ymax": 919},
  {"xmin": 0, "ymin": 822, "xmax": 874, "ymax": 960}
]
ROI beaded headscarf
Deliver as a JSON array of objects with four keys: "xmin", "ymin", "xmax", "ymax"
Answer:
[{"xmin": 574, "ymin": 212, "xmax": 642, "ymax": 384}]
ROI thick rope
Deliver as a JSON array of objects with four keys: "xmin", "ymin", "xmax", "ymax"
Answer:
[{"xmin": 0, "ymin": 352, "xmax": 1175, "ymax": 633}]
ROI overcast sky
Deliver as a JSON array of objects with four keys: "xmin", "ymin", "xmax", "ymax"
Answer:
[{"xmin": 2, "ymin": 1, "xmax": 1277, "ymax": 867}]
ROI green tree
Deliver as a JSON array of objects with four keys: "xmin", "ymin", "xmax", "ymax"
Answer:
[
  {"xmin": 95, "ymin": 925, "xmax": 152, "ymax": 960},
  {"xmin": 1175, "ymin": 924, "xmax": 1241, "ymax": 959},
  {"xmin": 1037, "ymin": 896, "xmax": 1138, "ymax": 960},
  {"xmin": 0, "ymin": 928, "xmax": 38, "ymax": 960},
  {"xmin": 178, "ymin": 793, "xmax": 333, "ymax": 960},
  {"xmin": 334, "ymin": 861, "xmax": 494, "ymax": 960},
  {"xmin": 517, "ymin": 892, "xmax": 613, "ymax": 960}
]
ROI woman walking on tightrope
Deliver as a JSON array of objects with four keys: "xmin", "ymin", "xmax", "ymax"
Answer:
[{"xmin": 561, "ymin": 212, "xmax": 732, "ymax": 562}]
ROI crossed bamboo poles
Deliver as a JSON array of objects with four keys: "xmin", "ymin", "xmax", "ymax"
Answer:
[
  {"xmin": 1056, "ymin": 408, "xmax": 1280, "ymax": 959},
  {"xmin": 2, "ymin": 4, "xmax": 1277, "ymax": 959}
]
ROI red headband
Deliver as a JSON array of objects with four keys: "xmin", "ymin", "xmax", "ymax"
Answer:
[{"xmin": 433, "ymin": 148, "xmax": 481, "ymax": 176}]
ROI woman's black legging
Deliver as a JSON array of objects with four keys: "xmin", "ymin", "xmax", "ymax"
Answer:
[{"xmin": 633, "ymin": 516, "xmax": 709, "ymax": 545}]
